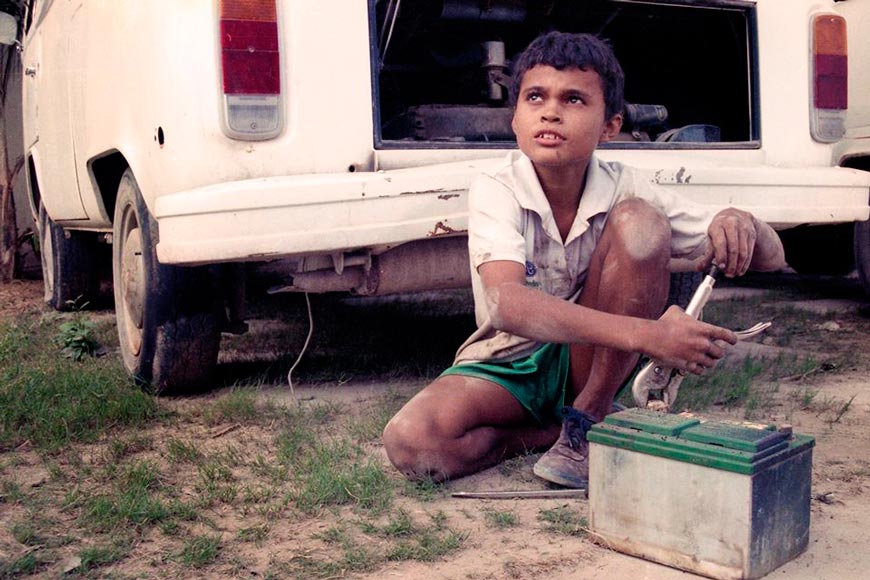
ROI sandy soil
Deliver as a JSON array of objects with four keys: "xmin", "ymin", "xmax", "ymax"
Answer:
[
  {"xmin": 1, "ymin": 275, "xmax": 869, "ymax": 579},
  {"xmin": 265, "ymin": 370, "xmax": 870, "ymax": 580}
]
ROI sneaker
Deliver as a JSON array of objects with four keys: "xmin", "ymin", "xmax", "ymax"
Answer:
[{"xmin": 533, "ymin": 407, "xmax": 598, "ymax": 488}]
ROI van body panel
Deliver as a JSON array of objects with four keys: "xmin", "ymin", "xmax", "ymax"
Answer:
[{"xmin": 21, "ymin": 0, "xmax": 870, "ymax": 265}]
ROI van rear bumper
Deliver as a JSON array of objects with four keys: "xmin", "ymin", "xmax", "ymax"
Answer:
[
  {"xmin": 153, "ymin": 159, "xmax": 493, "ymax": 265},
  {"xmin": 154, "ymin": 159, "xmax": 870, "ymax": 265},
  {"xmin": 631, "ymin": 163, "xmax": 870, "ymax": 228}
]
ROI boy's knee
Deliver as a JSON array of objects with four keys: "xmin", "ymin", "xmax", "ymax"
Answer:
[
  {"xmin": 607, "ymin": 198, "xmax": 671, "ymax": 262},
  {"xmin": 383, "ymin": 412, "xmax": 447, "ymax": 481}
]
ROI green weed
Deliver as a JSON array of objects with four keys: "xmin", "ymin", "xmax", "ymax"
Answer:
[{"xmin": 56, "ymin": 316, "xmax": 99, "ymax": 361}]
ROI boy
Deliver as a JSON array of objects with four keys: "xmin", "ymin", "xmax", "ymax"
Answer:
[{"xmin": 383, "ymin": 32, "xmax": 785, "ymax": 488}]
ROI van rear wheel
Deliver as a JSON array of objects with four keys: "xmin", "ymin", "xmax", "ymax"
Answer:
[
  {"xmin": 37, "ymin": 203, "xmax": 101, "ymax": 310},
  {"xmin": 112, "ymin": 170, "xmax": 222, "ymax": 394},
  {"xmin": 855, "ymin": 220, "xmax": 870, "ymax": 296}
]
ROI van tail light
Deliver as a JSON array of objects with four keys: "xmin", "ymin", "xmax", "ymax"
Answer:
[
  {"xmin": 219, "ymin": 0, "xmax": 281, "ymax": 140},
  {"xmin": 810, "ymin": 14, "xmax": 847, "ymax": 143}
]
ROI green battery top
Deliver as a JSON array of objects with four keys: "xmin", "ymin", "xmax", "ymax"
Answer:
[{"xmin": 587, "ymin": 408, "xmax": 815, "ymax": 475}]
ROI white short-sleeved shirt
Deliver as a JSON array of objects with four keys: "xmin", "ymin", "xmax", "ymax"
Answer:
[{"xmin": 453, "ymin": 151, "xmax": 718, "ymax": 365}]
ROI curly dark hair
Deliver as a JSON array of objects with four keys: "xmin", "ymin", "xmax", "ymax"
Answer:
[{"xmin": 510, "ymin": 31, "xmax": 625, "ymax": 120}]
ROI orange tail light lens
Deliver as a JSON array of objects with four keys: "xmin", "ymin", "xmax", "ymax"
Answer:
[{"xmin": 810, "ymin": 14, "xmax": 847, "ymax": 142}]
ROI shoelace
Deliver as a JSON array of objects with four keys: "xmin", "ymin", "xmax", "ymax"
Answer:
[{"xmin": 560, "ymin": 406, "xmax": 598, "ymax": 449}]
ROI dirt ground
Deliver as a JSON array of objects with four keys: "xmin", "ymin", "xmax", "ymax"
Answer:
[{"xmin": 1, "ymin": 274, "xmax": 869, "ymax": 579}]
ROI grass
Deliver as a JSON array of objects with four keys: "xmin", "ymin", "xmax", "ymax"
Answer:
[
  {"xmin": 0, "ymin": 317, "xmax": 157, "ymax": 451},
  {"xmin": 537, "ymin": 506, "xmax": 587, "ymax": 537},
  {"xmin": 76, "ymin": 542, "xmax": 129, "ymax": 572},
  {"xmin": 202, "ymin": 387, "xmax": 262, "ymax": 426},
  {"xmin": 0, "ymin": 553, "xmax": 42, "ymax": 577},
  {"xmin": 238, "ymin": 523, "xmax": 270, "ymax": 543},
  {"xmin": 174, "ymin": 534, "xmax": 222, "ymax": 568},
  {"xmin": 347, "ymin": 389, "xmax": 406, "ymax": 443},
  {"xmin": 167, "ymin": 438, "xmax": 202, "ymax": 463},
  {"xmin": 78, "ymin": 461, "xmax": 176, "ymax": 532},
  {"xmin": 802, "ymin": 392, "xmax": 859, "ymax": 426},
  {"xmin": 484, "ymin": 509, "xmax": 520, "ymax": 528},
  {"xmin": 289, "ymin": 437, "xmax": 393, "ymax": 514},
  {"xmin": 401, "ymin": 476, "xmax": 448, "ymax": 502},
  {"xmin": 10, "ymin": 521, "xmax": 40, "ymax": 545},
  {"xmin": 673, "ymin": 357, "xmax": 767, "ymax": 411}
]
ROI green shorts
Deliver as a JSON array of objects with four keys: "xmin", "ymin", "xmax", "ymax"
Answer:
[{"xmin": 440, "ymin": 343, "xmax": 570, "ymax": 425}]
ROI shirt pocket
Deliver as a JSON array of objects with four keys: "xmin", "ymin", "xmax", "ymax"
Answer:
[
  {"xmin": 537, "ymin": 263, "xmax": 573, "ymax": 297},
  {"xmin": 525, "ymin": 223, "xmax": 573, "ymax": 297}
]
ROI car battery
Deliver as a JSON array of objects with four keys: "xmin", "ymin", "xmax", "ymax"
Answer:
[{"xmin": 587, "ymin": 408, "xmax": 815, "ymax": 580}]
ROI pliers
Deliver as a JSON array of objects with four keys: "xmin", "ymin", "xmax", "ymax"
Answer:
[{"xmin": 631, "ymin": 266, "xmax": 771, "ymax": 411}]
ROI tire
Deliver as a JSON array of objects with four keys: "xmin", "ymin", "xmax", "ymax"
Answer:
[
  {"xmin": 112, "ymin": 170, "xmax": 222, "ymax": 394},
  {"xmin": 779, "ymin": 224, "xmax": 855, "ymax": 276},
  {"xmin": 667, "ymin": 271, "xmax": 702, "ymax": 310},
  {"xmin": 855, "ymin": 220, "xmax": 870, "ymax": 296},
  {"xmin": 38, "ymin": 203, "xmax": 101, "ymax": 310}
]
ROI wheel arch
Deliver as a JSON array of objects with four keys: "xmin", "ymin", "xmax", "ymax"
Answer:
[
  {"xmin": 840, "ymin": 154, "xmax": 870, "ymax": 172},
  {"xmin": 25, "ymin": 152, "xmax": 41, "ymax": 222},
  {"xmin": 88, "ymin": 150, "xmax": 131, "ymax": 226}
]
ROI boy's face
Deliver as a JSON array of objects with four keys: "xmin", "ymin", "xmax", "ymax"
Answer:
[{"xmin": 512, "ymin": 65, "xmax": 622, "ymax": 171}]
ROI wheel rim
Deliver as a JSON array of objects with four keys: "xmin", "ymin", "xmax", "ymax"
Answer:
[
  {"xmin": 118, "ymin": 204, "xmax": 144, "ymax": 357},
  {"xmin": 39, "ymin": 213, "xmax": 55, "ymax": 303}
]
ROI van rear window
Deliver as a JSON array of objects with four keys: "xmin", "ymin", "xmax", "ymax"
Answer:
[{"xmin": 371, "ymin": 0, "xmax": 756, "ymax": 149}]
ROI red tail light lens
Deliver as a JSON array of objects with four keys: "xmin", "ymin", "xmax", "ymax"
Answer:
[
  {"xmin": 810, "ymin": 14, "xmax": 847, "ymax": 142},
  {"xmin": 813, "ymin": 14, "xmax": 847, "ymax": 110},
  {"xmin": 218, "ymin": 0, "xmax": 281, "ymax": 139}
]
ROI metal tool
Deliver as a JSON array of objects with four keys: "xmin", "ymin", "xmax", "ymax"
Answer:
[
  {"xmin": 631, "ymin": 266, "xmax": 771, "ymax": 411},
  {"xmin": 452, "ymin": 489, "xmax": 587, "ymax": 500}
]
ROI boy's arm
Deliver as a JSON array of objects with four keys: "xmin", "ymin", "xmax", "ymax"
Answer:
[
  {"xmin": 702, "ymin": 208, "xmax": 786, "ymax": 277},
  {"xmin": 479, "ymin": 260, "xmax": 737, "ymax": 372}
]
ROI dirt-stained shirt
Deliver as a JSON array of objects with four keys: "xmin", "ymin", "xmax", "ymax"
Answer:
[{"xmin": 453, "ymin": 151, "xmax": 718, "ymax": 365}]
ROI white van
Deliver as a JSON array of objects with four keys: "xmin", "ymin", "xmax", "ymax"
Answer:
[{"xmin": 13, "ymin": 0, "xmax": 870, "ymax": 392}]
